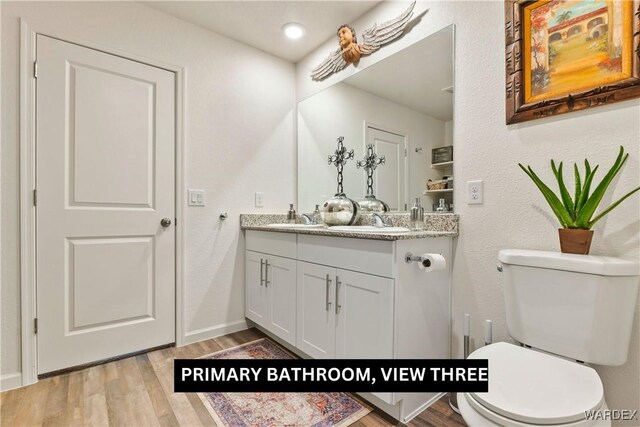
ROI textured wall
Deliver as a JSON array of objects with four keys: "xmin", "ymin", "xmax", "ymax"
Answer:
[
  {"xmin": 1, "ymin": 1, "xmax": 295, "ymax": 381},
  {"xmin": 297, "ymin": 1, "xmax": 640, "ymax": 419}
]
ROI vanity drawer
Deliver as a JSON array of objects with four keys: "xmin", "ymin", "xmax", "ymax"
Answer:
[
  {"xmin": 245, "ymin": 230, "xmax": 297, "ymax": 259},
  {"xmin": 297, "ymin": 235, "xmax": 394, "ymax": 278}
]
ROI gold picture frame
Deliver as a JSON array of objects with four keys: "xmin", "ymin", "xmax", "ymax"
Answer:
[{"xmin": 505, "ymin": 0, "xmax": 640, "ymax": 124}]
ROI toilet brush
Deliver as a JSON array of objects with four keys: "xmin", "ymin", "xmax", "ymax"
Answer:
[{"xmin": 449, "ymin": 313, "xmax": 470, "ymax": 414}]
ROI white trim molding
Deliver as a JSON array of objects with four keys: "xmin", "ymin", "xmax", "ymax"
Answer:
[
  {"xmin": 183, "ymin": 320, "xmax": 249, "ymax": 346},
  {"xmin": 19, "ymin": 19, "xmax": 187, "ymax": 385},
  {"xmin": 19, "ymin": 19, "xmax": 38, "ymax": 387},
  {"xmin": 0, "ymin": 373, "xmax": 24, "ymax": 392}
]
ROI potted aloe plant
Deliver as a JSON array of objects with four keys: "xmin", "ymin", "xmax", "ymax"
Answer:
[{"xmin": 519, "ymin": 146, "xmax": 640, "ymax": 255}]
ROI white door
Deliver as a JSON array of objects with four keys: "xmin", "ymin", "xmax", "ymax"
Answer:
[
  {"xmin": 245, "ymin": 251, "xmax": 269, "ymax": 327},
  {"xmin": 335, "ymin": 269, "xmax": 393, "ymax": 359},
  {"xmin": 266, "ymin": 255, "xmax": 297, "ymax": 346},
  {"xmin": 366, "ymin": 126, "xmax": 408, "ymax": 211},
  {"xmin": 296, "ymin": 262, "xmax": 336, "ymax": 359},
  {"xmin": 36, "ymin": 35, "xmax": 176, "ymax": 374}
]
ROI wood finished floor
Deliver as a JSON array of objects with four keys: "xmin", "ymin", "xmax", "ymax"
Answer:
[{"xmin": 0, "ymin": 328, "xmax": 466, "ymax": 427}]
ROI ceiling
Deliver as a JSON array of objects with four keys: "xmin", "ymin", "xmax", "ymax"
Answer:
[
  {"xmin": 143, "ymin": 1, "xmax": 383, "ymax": 63},
  {"xmin": 344, "ymin": 25, "xmax": 454, "ymax": 121}
]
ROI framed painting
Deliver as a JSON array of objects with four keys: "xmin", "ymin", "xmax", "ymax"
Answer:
[{"xmin": 505, "ymin": 0, "xmax": 640, "ymax": 124}]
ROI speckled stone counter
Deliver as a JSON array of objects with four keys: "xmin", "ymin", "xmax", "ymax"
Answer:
[{"xmin": 239, "ymin": 212, "xmax": 458, "ymax": 241}]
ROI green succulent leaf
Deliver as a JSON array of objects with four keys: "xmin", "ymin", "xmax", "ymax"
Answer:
[
  {"xmin": 519, "ymin": 163, "xmax": 573, "ymax": 228},
  {"xmin": 576, "ymin": 162, "xmax": 599, "ymax": 215},
  {"xmin": 576, "ymin": 146, "xmax": 627, "ymax": 228},
  {"xmin": 573, "ymin": 163, "xmax": 581, "ymax": 216},
  {"xmin": 519, "ymin": 146, "xmax": 639, "ymax": 231},
  {"xmin": 589, "ymin": 186, "xmax": 640, "ymax": 228},
  {"xmin": 553, "ymin": 161, "xmax": 575, "ymax": 219}
]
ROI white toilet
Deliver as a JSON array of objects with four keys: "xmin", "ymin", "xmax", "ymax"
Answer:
[{"xmin": 458, "ymin": 249, "xmax": 639, "ymax": 427}]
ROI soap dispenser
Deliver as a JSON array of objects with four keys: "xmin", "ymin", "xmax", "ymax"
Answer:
[
  {"xmin": 287, "ymin": 204, "xmax": 296, "ymax": 224},
  {"xmin": 436, "ymin": 198, "xmax": 447, "ymax": 213},
  {"xmin": 410, "ymin": 197, "xmax": 424, "ymax": 230},
  {"xmin": 313, "ymin": 204, "xmax": 322, "ymax": 225}
]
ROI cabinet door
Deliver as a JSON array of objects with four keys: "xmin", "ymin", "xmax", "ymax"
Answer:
[
  {"xmin": 245, "ymin": 251, "xmax": 269, "ymax": 327},
  {"xmin": 266, "ymin": 255, "xmax": 296, "ymax": 346},
  {"xmin": 335, "ymin": 269, "xmax": 393, "ymax": 359},
  {"xmin": 296, "ymin": 262, "xmax": 336, "ymax": 359}
]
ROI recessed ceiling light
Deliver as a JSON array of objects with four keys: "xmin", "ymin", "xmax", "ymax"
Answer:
[{"xmin": 282, "ymin": 22, "xmax": 305, "ymax": 40}]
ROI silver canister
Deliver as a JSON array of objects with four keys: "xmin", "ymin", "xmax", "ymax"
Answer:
[
  {"xmin": 357, "ymin": 195, "xmax": 390, "ymax": 213},
  {"xmin": 321, "ymin": 193, "xmax": 361, "ymax": 226}
]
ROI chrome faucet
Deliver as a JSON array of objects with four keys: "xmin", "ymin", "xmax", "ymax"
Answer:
[
  {"xmin": 372, "ymin": 213, "xmax": 388, "ymax": 228},
  {"xmin": 300, "ymin": 213, "xmax": 315, "ymax": 225}
]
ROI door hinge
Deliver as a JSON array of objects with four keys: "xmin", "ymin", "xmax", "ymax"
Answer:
[
  {"xmin": 34, "ymin": 318, "xmax": 38, "ymax": 334},
  {"xmin": 33, "ymin": 61, "xmax": 38, "ymax": 78},
  {"xmin": 33, "ymin": 189, "xmax": 37, "ymax": 206},
  {"xmin": 404, "ymin": 148, "xmax": 408, "ymax": 157}
]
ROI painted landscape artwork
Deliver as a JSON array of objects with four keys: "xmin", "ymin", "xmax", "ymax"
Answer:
[{"xmin": 524, "ymin": 0, "xmax": 632, "ymax": 103}]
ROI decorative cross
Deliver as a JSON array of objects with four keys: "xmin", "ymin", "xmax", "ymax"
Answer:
[
  {"xmin": 357, "ymin": 144, "xmax": 386, "ymax": 196},
  {"xmin": 327, "ymin": 136, "xmax": 355, "ymax": 195}
]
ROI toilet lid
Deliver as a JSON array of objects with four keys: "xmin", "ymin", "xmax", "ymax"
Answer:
[{"xmin": 469, "ymin": 343, "xmax": 604, "ymax": 425}]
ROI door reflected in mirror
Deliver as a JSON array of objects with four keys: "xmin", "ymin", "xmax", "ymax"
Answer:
[{"xmin": 298, "ymin": 24, "xmax": 455, "ymax": 213}]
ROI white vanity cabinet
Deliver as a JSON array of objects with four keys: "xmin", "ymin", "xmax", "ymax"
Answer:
[
  {"xmin": 244, "ymin": 229, "xmax": 452, "ymax": 423},
  {"xmin": 297, "ymin": 262, "xmax": 393, "ymax": 360},
  {"xmin": 245, "ymin": 232, "xmax": 297, "ymax": 346}
]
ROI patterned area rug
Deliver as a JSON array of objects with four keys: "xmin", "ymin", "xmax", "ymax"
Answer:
[{"xmin": 198, "ymin": 338, "xmax": 372, "ymax": 427}]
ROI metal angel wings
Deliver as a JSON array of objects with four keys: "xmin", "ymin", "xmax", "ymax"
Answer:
[{"xmin": 310, "ymin": 1, "xmax": 417, "ymax": 81}]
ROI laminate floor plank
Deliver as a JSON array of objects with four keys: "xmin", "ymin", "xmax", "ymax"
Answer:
[
  {"xmin": 0, "ymin": 384, "xmax": 26, "ymax": 427},
  {"xmin": 42, "ymin": 374, "xmax": 70, "ymax": 426},
  {"xmin": 136, "ymin": 354, "xmax": 180, "ymax": 427},
  {"xmin": 12, "ymin": 376, "xmax": 52, "ymax": 426},
  {"xmin": 66, "ymin": 370, "xmax": 85, "ymax": 426},
  {"xmin": 0, "ymin": 329, "xmax": 467, "ymax": 427}
]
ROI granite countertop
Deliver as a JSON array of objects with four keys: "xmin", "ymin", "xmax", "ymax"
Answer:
[{"xmin": 240, "ymin": 213, "xmax": 458, "ymax": 241}]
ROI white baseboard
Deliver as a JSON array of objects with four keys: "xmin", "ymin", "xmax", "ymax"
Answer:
[
  {"xmin": 0, "ymin": 372, "xmax": 23, "ymax": 392},
  {"xmin": 402, "ymin": 392, "xmax": 445, "ymax": 423},
  {"xmin": 182, "ymin": 320, "xmax": 248, "ymax": 346}
]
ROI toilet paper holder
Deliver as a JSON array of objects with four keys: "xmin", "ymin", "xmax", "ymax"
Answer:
[{"xmin": 405, "ymin": 252, "xmax": 435, "ymax": 266}]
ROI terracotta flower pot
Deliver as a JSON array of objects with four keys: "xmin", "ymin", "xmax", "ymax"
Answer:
[{"xmin": 558, "ymin": 228, "xmax": 594, "ymax": 255}]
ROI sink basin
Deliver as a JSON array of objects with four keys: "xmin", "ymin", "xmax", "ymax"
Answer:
[
  {"xmin": 266, "ymin": 223, "xmax": 325, "ymax": 229},
  {"xmin": 329, "ymin": 226, "xmax": 411, "ymax": 234}
]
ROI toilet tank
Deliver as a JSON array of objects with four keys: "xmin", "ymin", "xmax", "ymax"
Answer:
[{"xmin": 499, "ymin": 249, "xmax": 639, "ymax": 366}]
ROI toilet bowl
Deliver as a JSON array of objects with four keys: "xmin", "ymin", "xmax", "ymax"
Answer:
[
  {"xmin": 457, "ymin": 249, "xmax": 638, "ymax": 427},
  {"xmin": 458, "ymin": 343, "xmax": 610, "ymax": 427}
]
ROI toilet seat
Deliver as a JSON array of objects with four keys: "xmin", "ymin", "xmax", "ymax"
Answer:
[{"xmin": 465, "ymin": 343, "xmax": 604, "ymax": 425}]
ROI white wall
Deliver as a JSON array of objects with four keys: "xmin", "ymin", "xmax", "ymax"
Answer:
[
  {"xmin": 297, "ymin": 81, "xmax": 445, "ymax": 212},
  {"xmin": 1, "ymin": 1, "xmax": 295, "ymax": 383},
  {"xmin": 297, "ymin": 0, "xmax": 640, "ymax": 420}
]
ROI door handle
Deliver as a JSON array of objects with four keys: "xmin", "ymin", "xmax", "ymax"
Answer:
[
  {"xmin": 325, "ymin": 274, "xmax": 332, "ymax": 311},
  {"xmin": 160, "ymin": 218, "xmax": 172, "ymax": 227},
  {"xmin": 265, "ymin": 260, "xmax": 271, "ymax": 287},
  {"xmin": 335, "ymin": 276, "xmax": 341, "ymax": 314},
  {"xmin": 260, "ymin": 259, "xmax": 264, "ymax": 286}
]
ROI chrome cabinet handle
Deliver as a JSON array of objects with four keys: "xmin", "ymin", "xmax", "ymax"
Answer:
[
  {"xmin": 325, "ymin": 274, "xmax": 332, "ymax": 311},
  {"xmin": 335, "ymin": 276, "xmax": 341, "ymax": 314},
  {"xmin": 265, "ymin": 260, "xmax": 271, "ymax": 287},
  {"xmin": 260, "ymin": 259, "xmax": 264, "ymax": 286}
]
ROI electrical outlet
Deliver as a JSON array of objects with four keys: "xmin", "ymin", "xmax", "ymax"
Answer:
[
  {"xmin": 467, "ymin": 180, "xmax": 483, "ymax": 205},
  {"xmin": 188, "ymin": 189, "xmax": 205, "ymax": 206},
  {"xmin": 255, "ymin": 192, "xmax": 264, "ymax": 208}
]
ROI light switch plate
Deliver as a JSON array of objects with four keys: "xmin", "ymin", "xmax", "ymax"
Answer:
[
  {"xmin": 255, "ymin": 192, "xmax": 264, "ymax": 208},
  {"xmin": 188, "ymin": 189, "xmax": 205, "ymax": 206},
  {"xmin": 467, "ymin": 180, "xmax": 483, "ymax": 205}
]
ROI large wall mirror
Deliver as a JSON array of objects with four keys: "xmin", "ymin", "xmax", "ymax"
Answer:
[{"xmin": 298, "ymin": 24, "xmax": 455, "ymax": 213}]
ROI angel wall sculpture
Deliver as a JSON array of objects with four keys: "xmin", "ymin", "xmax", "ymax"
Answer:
[{"xmin": 311, "ymin": 1, "xmax": 417, "ymax": 81}]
